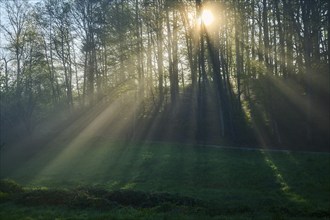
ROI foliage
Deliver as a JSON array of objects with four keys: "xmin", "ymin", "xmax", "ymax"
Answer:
[
  {"xmin": 1, "ymin": 179, "xmax": 330, "ymax": 219},
  {"xmin": 0, "ymin": 0, "xmax": 329, "ymax": 148},
  {"xmin": 0, "ymin": 179, "xmax": 24, "ymax": 194},
  {"xmin": 0, "ymin": 179, "xmax": 24, "ymax": 203},
  {"xmin": 0, "ymin": 0, "xmax": 329, "ymax": 218}
]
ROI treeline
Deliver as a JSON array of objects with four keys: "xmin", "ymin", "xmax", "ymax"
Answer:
[{"xmin": 0, "ymin": 0, "xmax": 329, "ymax": 149}]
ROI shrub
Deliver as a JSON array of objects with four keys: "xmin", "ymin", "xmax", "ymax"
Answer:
[
  {"xmin": 0, "ymin": 191, "xmax": 10, "ymax": 202},
  {"xmin": 106, "ymin": 190, "xmax": 202, "ymax": 208},
  {"xmin": 15, "ymin": 189, "xmax": 73, "ymax": 206},
  {"xmin": 0, "ymin": 179, "xmax": 24, "ymax": 194}
]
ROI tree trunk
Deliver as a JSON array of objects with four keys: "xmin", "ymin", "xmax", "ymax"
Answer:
[{"xmin": 156, "ymin": 4, "xmax": 164, "ymax": 105}]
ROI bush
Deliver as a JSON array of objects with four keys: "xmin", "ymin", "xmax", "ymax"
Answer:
[
  {"xmin": 1, "ymin": 182, "xmax": 203, "ymax": 212},
  {"xmin": 15, "ymin": 187, "xmax": 117, "ymax": 210},
  {"xmin": 16, "ymin": 189, "xmax": 73, "ymax": 206},
  {"xmin": 106, "ymin": 190, "xmax": 202, "ymax": 208},
  {"xmin": 0, "ymin": 191, "xmax": 10, "ymax": 202},
  {"xmin": 0, "ymin": 179, "xmax": 24, "ymax": 194}
]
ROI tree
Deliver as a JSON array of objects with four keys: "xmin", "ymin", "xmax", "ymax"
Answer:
[{"xmin": 0, "ymin": 0, "xmax": 328, "ymax": 148}]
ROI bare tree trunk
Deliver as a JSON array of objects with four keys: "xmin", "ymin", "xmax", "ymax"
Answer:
[
  {"xmin": 275, "ymin": 0, "xmax": 286, "ymax": 78},
  {"xmin": 167, "ymin": 9, "xmax": 179, "ymax": 104},
  {"xmin": 135, "ymin": 0, "xmax": 144, "ymax": 103},
  {"xmin": 156, "ymin": 2, "xmax": 164, "ymax": 105},
  {"xmin": 172, "ymin": 11, "xmax": 179, "ymax": 103},
  {"xmin": 301, "ymin": 0, "xmax": 313, "ymax": 142},
  {"xmin": 235, "ymin": 0, "xmax": 242, "ymax": 107}
]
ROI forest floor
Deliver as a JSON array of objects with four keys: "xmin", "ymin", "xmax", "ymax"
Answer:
[{"xmin": 0, "ymin": 138, "xmax": 330, "ymax": 219}]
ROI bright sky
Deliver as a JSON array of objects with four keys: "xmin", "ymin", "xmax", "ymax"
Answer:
[{"xmin": 0, "ymin": 0, "xmax": 41, "ymax": 54}]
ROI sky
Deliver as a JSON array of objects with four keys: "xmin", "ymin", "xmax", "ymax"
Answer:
[{"xmin": 0, "ymin": 0, "xmax": 41, "ymax": 55}]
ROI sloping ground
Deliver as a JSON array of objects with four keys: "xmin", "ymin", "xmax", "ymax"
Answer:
[{"xmin": 1, "ymin": 139, "xmax": 329, "ymax": 219}]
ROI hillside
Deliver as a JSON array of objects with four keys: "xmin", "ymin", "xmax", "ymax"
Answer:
[{"xmin": 1, "ymin": 139, "xmax": 329, "ymax": 219}]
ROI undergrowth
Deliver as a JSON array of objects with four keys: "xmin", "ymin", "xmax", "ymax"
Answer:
[{"xmin": 1, "ymin": 179, "xmax": 329, "ymax": 219}]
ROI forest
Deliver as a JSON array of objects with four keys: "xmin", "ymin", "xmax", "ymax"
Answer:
[
  {"xmin": 0, "ymin": 0, "xmax": 329, "ymax": 149},
  {"xmin": 0, "ymin": 0, "xmax": 329, "ymax": 219}
]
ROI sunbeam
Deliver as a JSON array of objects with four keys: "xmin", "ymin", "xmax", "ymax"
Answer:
[
  {"xmin": 261, "ymin": 150, "xmax": 307, "ymax": 204},
  {"xmin": 0, "ymin": 0, "xmax": 329, "ymax": 218}
]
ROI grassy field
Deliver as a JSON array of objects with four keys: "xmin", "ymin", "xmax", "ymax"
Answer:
[{"xmin": 1, "ymin": 138, "xmax": 330, "ymax": 219}]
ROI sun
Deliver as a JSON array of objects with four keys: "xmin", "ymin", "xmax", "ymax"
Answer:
[{"xmin": 201, "ymin": 9, "xmax": 214, "ymax": 26}]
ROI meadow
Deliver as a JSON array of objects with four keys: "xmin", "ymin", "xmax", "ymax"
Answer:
[{"xmin": 1, "ymin": 139, "xmax": 329, "ymax": 219}]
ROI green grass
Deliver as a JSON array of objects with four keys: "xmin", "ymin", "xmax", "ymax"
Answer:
[{"xmin": 1, "ymin": 139, "xmax": 330, "ymax": 219}]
